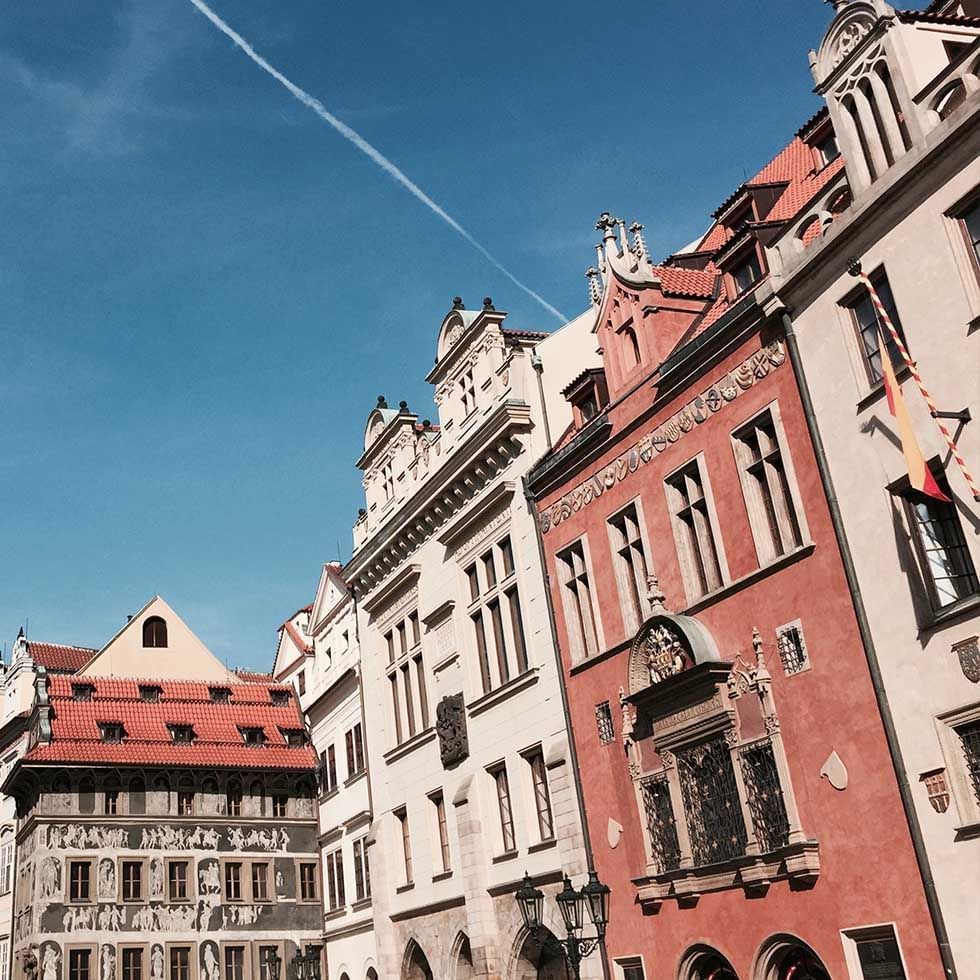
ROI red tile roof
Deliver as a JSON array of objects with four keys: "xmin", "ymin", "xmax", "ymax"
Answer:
[
  {"xmin": 233, "ymin": 668, "xmax": 273, "ymax": 683},
  {"xmin": 282, "ymin": 620, "xmax": 313, "ymax": 655},
  {"xmin": 28, "ymin": 642, "xmax": 96, "ymax": 674},
  {"xmin": 26, "ymin": 676, "xmax": 315, "ymax": 771},
  {"xmin": 655, "ymin": 264, "xmax": 718, "ymax": 300}
]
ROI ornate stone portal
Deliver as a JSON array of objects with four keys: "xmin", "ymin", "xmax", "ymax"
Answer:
[{"xmin": 435, "ymin": 692, "xmax": 468, "ymax": 767}]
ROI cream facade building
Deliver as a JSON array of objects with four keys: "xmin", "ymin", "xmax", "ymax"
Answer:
[
  {"xmin": 343, "ymin": 298, "xmax": 600, "ymax": 980},
  {"xmin": 273, "ymin": 565, "xmax": 378, "ymax": 980},
  {"xmin": 766, "ymin": 0, "xmax": 980, "ymax": 971}
]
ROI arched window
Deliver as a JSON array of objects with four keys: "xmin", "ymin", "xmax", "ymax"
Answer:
[
  {"xmin": 366, "ymin": 970, "xmax": 378, "ymax": 980},
  {"xmin": 680, "ymin": 945, "xmax": 738, "ymax": 980},
  {"xmin": 143, "ymin": 616, "xmax": 168, "ymax": 648},
  {"xmin": 935, "ymin": 81, "xmax": 968, "ymax": 120},
  {"xmin": 755, "ymin": 937, "xmax": 831, "ymax": 980},
  {"xmin": 129, "ymin": 776, "xmax": 146, "ymax": 815}
]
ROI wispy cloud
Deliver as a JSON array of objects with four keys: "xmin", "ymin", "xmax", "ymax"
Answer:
[{"xmin": 186, "ymin": 0, "xmax": 568, "ymax": 323}]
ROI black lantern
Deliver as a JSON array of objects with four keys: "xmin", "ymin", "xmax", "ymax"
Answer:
[
  {"xmin": 555, "ymin": 876, "xmax": 585, "ymax": 933},
  {"xmin": 515, "ymin": 872, "xmax": 544, "ymax": 932},
  {"xmin": 263, "ymin": 950, "xmax": 281, "ymax": 980},
  {"xmin": 581, "ymin": 870, "xmax": 611, "ymax": 939},
  {"xmin": 304, "ymin": 946, "xmax": 322, "ymax": 980},
  {"xmin": 290, "ymin": 949, "xmax": 306, "ymax": 980}
]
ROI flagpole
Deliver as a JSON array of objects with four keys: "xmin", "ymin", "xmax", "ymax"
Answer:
[{"xmin": 848, "ymin": 260, "xmax": 980, "ymax": 501}]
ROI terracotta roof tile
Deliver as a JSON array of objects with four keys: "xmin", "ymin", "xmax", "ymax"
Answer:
[
  {"xmin": 28, "ymin": 642, "xmax": 96, "ymax": 673},
  {"xmin": 655, "ymin": 265, "xmax": 718, "ymax": 299},
  {"xmin": 233, "ymin": 668, "xmax": 273, "ymax": 683}
]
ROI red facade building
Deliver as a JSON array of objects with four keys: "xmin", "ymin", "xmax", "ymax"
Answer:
[{"xmin": 526, "ymin": 164, "xmax": 947, "ymax": 977}]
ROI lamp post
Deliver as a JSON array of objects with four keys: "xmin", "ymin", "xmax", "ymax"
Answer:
[
  {"xmin": 515, "ymin": 870, "xmax": 610, "ymax": 980},
  {"xmin": 262, "ymin": 949, "xmax": 281, "ymax": 980}
]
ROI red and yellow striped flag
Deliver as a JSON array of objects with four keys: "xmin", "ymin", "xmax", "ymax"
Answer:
[{"xmin": 877, "ymin": 323, "xmax": 950, "ymax": 502}]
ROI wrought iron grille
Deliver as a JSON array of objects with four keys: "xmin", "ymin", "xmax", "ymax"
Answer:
[
  {"xmin": 957, "ymin": 719, "xmax": 980, "ymax": 807},
  {"xmin": 640, "ymin": 773, "xmax": 681, "ymax": 872},
  {"xmin": 739, "ymin": 739, "xmax": 790, "ymax": 853},
  {"xmin": 595, "ymin": 701, "xmax": 615, "ymax": 744},
  {"xmin": 677, "ymin": 737, "xmax": 747, "ymax": 866},
  {"xmin": 776, "ymin": 624, "xmax": 808, "ymax": 675}
]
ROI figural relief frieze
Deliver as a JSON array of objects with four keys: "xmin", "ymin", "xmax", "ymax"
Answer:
[
  {"xmin": 227, "ymin": 827, "xmax": 289, "ymax": 851},
  {"xmin": 47, "ymin": 826, "xmax": 128, "ymax": 849},
  {"xmin": 540, "ymin": 341, "xmax": 786, "ymax": 532}
]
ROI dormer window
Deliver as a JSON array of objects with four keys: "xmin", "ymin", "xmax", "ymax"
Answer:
[
  {"xmin": 168, "ymin": 724, "xmax": 196, "ymax": 744},
  {"xmin": 72, "ymin": 683, "xmax": 95, "ymax": 702},
  {"xmin": 814, "ymin": 131, "xmax": 840, "ymax": 168},
  {"xmin": 99, "ymin": 722, "xmax": 125, "ymax": 744},
  {"xmin": 728, "ymin": 204, "xmax": 754, "ymax": 234},
  {"xmin": 731, "ymin": 249, "xmax": 763, "ymax": 295},
  {"xmin": 142, "ymin": 616, "xmax": 168, "ymax": 649},
  {"xmin": 270, "ymin": 689, "xmax": 290, "ymax": 707},
  {"xmin": 562, "ymin": 368, "xmax": 609, "ymax": 430},
  {"xmin": 209, "ymin": 687, "xmax": 231, "ymax": 704},
  {"xmin": 139, "ymin": 685, "xmax": 162, "ymax": 703},
  {"xmin": 280, "ymin": 728, "xmax": 306, "ymax": 748},
  {"xmin": 240, "ymin": 727, "xmax": 266, "ymax": 747}
]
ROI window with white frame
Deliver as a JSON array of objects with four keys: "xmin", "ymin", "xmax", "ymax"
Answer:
[
  {"xmin": 465, "ymin": 535, "xmax": 529, "ymax": 694},
  {"xmin": 557, "ymin": 538, "xmax": 600, "ymax": 661},
  {"xmin": 775, "ymin": 621, "xmax": 810, "ymax": 675},
  {"xmin": 384, "ymin": 610, "xmax": 429, "ymax": 746},
  {"xmin": 614, "ymin": 958, "xmax": 645, "ymax": 980},
  {"xmin": 733, "ymin": 407, "xmax": 805, "ymax": 565},
  {"xmin": 525, "ymin": 749, "xmax": 555, "ymax": 841},
  {"xmin": 0, "ymin": 840, "xmax": 13, "ymax": 895},
  {"xmin": 429, "ymin": 791, "xmax": 451, "ymax": 874},
  {"xmin": 352, "ymin": 836, "xmax": 371, "ymax": 902},
  {"xmin": 489, "ymin": 763, "xmax": 516, "ymax": 853},
  {"xmin": 608, "ymin": 501, "xmax": 651, "ymax": 635},
  {"xmin": 0, "ymin": 938, "xmax": 8, "ymax": 980},
  {"xmin": 665, "ymin": 458, "xmax": 724, "ymax": 600},
  {"xmin": 841, "ymin": 924, "xmax": 908, "ymax": 980},
  {"xmin": 595, "ymin": 701, "xmax": 615, "ymax": 744},
  {"xmin": 325, "ymin": 848, "xmax": 345, "ymax": 911}
]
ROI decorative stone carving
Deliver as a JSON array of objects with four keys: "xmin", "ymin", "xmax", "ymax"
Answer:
[
  {"xmin": 643, "ymin": 624, "xmax": 688, "ymax": 685},
  {"xmin": 139, "ymin": 826, "xmax": 221, "ymax": 850},
  {"xmin": 920, "ymin": 770, "xmax": 950, "ymax": 813},
  {"xmin": 202, "ymin": 944, "xmax": 220, "ymax": 980},
  {"xmin": 98, "ymin": 859, "xmax": 115, "ymax": 899},
  {"xmin": 151, "ymin": 947, "xmax": 164, "ymax": 980},
  {"xmin": 96, "ymin": 906, "xmax": 125, "ymax": 931},
  {"xmin": 618, "ymin": 687, "xmax": 635, "ymax": 750},
  {"xmin": 227, "ymin": 827, "xmax": 288, "ymax": 851},
  {"xmin": 38, "ymin": 857, "xmax": 60, "ymax": 899},
  {"xmin": 42, "ymin": 945, "xmax": 59, "ymax": 980},
  {"xmin": 49, "ymin": 825, "xmax": 128, "ymax": 849},
  {"xmin": 436, "ymin": 693, "xmax": 468, "ymax": 768},
  {"xmin": 832, "ymin": 16, "xmax": 873, "ymax": 69},
  {"xmin": 820, "ymin": 750, "xmax": 848, "ymax": 791},
  {"xmin": 101, "ymin": 946, "xmax": 115, "ymax": 980},
  {"xmin": 607, "ymin": 818, "xmax": 623, "ymax": 849},
  {"xmin": 150, "ymin": 858, "xmax": 164, "ymax": 899},
  {"xmin": 953, "ymin": 636, "xmax": 980, "ymax": 683}
]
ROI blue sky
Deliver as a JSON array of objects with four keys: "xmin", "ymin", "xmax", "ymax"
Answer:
[{"xmin": 1, "ymin": 1, "xmax": 836, "ymax": 671}]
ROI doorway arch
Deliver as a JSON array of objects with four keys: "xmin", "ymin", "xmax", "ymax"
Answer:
[
  {"xmin": 514, "ymin": 927, "xmax": 569, "ymax": 980},
  {"xmin": 402, "ymin": 940, "xmax": 433, "ymax": 980},
  {"xmin": 453, "ymin": 934, "xmax": 476, "ymax": 979}
]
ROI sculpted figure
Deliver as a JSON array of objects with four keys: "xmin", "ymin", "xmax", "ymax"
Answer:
[
  {"xmin": 151, "ymin": 949, "xmax": 164, "ymax": 980},
  {"xmin": 42, "ymin": 947, "xmax": 59, "ymax": 980},
  {"xmin": 203, "ymin": 946, "xmax": 219, "ymax": 980},
  {"xmin": 150, "ymin": 859, "xmax": 163, "ymax": 897},
  {"xmin": 39, "ymin": 857, "xmax": 60, "ymax": 898},
  {"xmin": 98, "ymin": 859, "xmax": 115, "ymax": 899},
  {"xmin": 101, "ymin": 946, "xmax": 115, "ymax": 980}
]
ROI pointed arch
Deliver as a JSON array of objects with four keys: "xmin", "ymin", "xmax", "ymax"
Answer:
[
  {"xmin": 401, "ymin": 939, "xmax": 433, "ymax": 980},
  {"xmin": 451, "ymin": 933, "xmax": 476, "ymax": 980}
]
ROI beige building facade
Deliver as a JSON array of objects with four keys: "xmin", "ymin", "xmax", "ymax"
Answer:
[{"xmin": 343, "ymin": 299, "xmax": 601, "ymax": 979}]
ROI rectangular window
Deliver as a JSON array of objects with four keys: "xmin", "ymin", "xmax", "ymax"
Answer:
[
  {"xmin": 104, "ymin": 790, "xmax": 119, "ymax": 816},
  {"xmin": 842, "ymin": 925, "xmax": 908, "ymax": 980},
  {"xmin": 903, "ymin": 468, "xmax": 979, "ymax": 610},
  {"xmin": 325, "ymin": 745, "xmax": 338, "ymax": 791},
  {"xmin": 431, "ymin": 792, "xmax": 451, "ymax": 873},
  {"xmin": 227, "ymin": 783, "xmax": 243, "ymax": 816},
  {"xmin": 558, "ymin": 539, "xmax": 600, "ymax": 661},
  {"xmin": 640, "ymin": 773, "xmax": 681, "ymax": 873},
  {"xmin": 272, "ymin": 794, "xmax": 288, "ymax": 819},
  {"xmin": 177, "ymin": 790, "xmax": 194, "ymax": 816},
  {"xmin": 352, "ymin": 837, "xmax": 371, "ymax": 902},
  {"xmin": 68, "ymin": 950, "xmax": 92, "ymax": 980},
  {"xmin": 169, "ymin": 948, "xmax": 191, "ymax": 980},
  {"xmin": 608, "ymin": 503, "xmax": 650, "ymax": 633},
  {"xmin": 299, "ymin": 862, "xmax": 319, "ymax": 903},
  {"xmin": 121, "ymin": 861, "xmax": 143, "ymax": 903},
  {"xmin": 346, "ymin": 723, "xmax": 365, "ymax": 776},
  {"xmin": 256, "ymin": 948, "xmax": 280, "ymax": 980},
  {"xmin": 223, "ymin": 862, "xmax": 243, "ymax": 903},
  {"xmin": 776, "ymin": 622, "xmax": 810, "ymax": 675},
  {"xmin": 297, "ymin": 670, "xmax": 306, "ymax": 696},
  {"xmin": 734, "ymin": 410, "xmax": 804, "ymax": 563},
  {"xmin": 251, "ymin": 862, "xmax": 270, "ymax": 903},
  {"xmin": 0, "ymin": 941, "xmax": 8, "ymax": 980},
  {"xmin": 846, "ymin": 270, "xmax": 907, "ymax": 385},
  {"xmin": 731, "ymin": 248, "xmax": 763, "ymax": 294},
  {"xmin": 739, "ymin": 739, "xmax": 790, "ymax": 853},
  {"xmin": 68, "ymin": 861, "xmax": 91, "ymax": 903},
  {"xmin": 0, "ymin": 842, "xmax": 13, "ymax": 895},
  {"xmin": 958, "ymin": 198, "xmax": 980, "ymax": 275},
  {"xmin": 121, "ymin": 949, "xmax": 143, "ymax": 980},
  {"xmin": 528, "ymin": 751, "xmax": 555, "ymax": 841},
  {"xmin": 595, "ymin": 701, "xmax": 615, "ymax": 744},
  {"xmin": 490, "ymin": 765, "xmax": 516, "ymax": 853},
  {"xmin": 666, "ymin": 459, "xmax": 724, "ymax": 600},
  {"xmin": 956, "ymin": 719, "xmax": 980, "ymax": 809},
  {"xmin": 386, "ymin": 611, "xmax": 428, "ymax": 746},
  {"xmin": 396, "ymin": 808, "xmax": 413, "ymax": 884},
  {"xmin": 223, "ymin": 949, "xmax": 245, "ymax": 980},
  {"xmin": 324, "ymin": 850, "xmax": 344, "ymax": 910},
  {"xmin": 167, "ymin": 862, "xmax": 189, "ymax": 903}
]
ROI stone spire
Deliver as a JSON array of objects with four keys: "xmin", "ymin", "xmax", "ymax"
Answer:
[{"xmin": 585, "ymin": 267, "xmax": 602, "ymax": 306}]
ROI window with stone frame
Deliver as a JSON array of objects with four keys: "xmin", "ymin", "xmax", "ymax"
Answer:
[
  {"xmin": 465, "ymin": 534, "xmax": 529, "ymax": 694},
  {"xmin": 664, "ymin": 457, "xmax": 725, "ymax": 601},
  {"xmin": 352, "ymin": 836, "xmax": 371, "ymax": 901},
  {"xmin": 222, "ymin": 947, "xmax": 246, "ymax": 980},
  {"xmin": 345, "ymin": 723, "xmax": 366, "ymax": 777},
  {"xmin": 842, "ymin": 269, "xmax": 907, "ymax": 386},
  {"xmin": 936, "ymin": 701, "xmax": 980, "ymax": 832},
  {"xmin": 595, "ymin": 701, "xmax": 615, "ymax": 744},
  {"xmin": 169, "ymin": 947, "xmax": 192, "ymax": 980},
  {"xmin": 320, "ymin": 746, "xmax": 338, "ymax": 794},
  {"xmin": 167, "ymin": 861, "xmax": 189, "ymax": 903},
  {"xmin": 429, "ymin": 791, "xmax": 451, "ymax": 874},
  {"xmin": 298, "ymin": 861, "xmax": 319, "ymax": 902},
  {"xmin": 251, "ymin": 862, "xmax": 270, "ymax": 903},
  {"xmin": 730, "ymin": 247, "xmax": 763, "ymax": 295},
  {"xmin": 899, "ymin": 465, "xmax": 979, "ymax": 612},
  {"xmin": 223, "ymin": 862, "xmax": 243, "ymax": 903},
  {"xmin": 608, "ymin": 501, "xmax": 652, "ymax": 635},
  {"xmin": 0, "ymin": 840, "xmax": 13, "ymax": 895},
  {"xmin": 395, "ymin": 807, "xmax": 413, "ymax": 884},
  {"xmin": 324, "ymin": 849, "xmax": 345, "ymax": 910},
  {"xmin": 121, "ymin": 861, "xmax": 144, "ymax": 903},
  {"xmin": 68, "ymin": 949, "xmax": 93, "ymax": 980},
  {"xmin": 121, "ymin": 948, "xmax": 144, "ymax": 980},
  {"xmin": 489, "ymin": 763, "xmax": 516, "ymax": 854},
  {"xmin": 956, "ymin": 195, "xmax": 980, "ymax": 279},
  {"xmin": 385, "ymin": 610, "xmax": 429, "ymax": 746},
  {"xmin": 68, "ymin": 860, "xmax": 94, "ymax": 904},
  {"xmin": 557, "ymin": 538, "xmax": 601, "ymax": 662},
  {"xmin": 775, "ymin": 621, "xmax": 810, "ymax": 676},
  {"xmin": 732, "ymin": 406, "xmax": 806, "ymax": 565},
  {"xmin": 525, "ymin": 748, "xmax": 555, "ymax": 842}
]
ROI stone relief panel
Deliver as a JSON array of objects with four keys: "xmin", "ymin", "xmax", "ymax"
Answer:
[
  {"xmin": 98, "ymin": 859, "xmax": 115, "ymax": 900},
  {"xmin": 38, "ymin": 857, "xmax": 60, "ymax": 901},
  {"xmin": 435, "ymin": 693, "xmax": 469, "ymax": 768}
]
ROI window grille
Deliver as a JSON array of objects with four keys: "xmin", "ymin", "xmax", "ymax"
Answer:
[
  {"xmin": 776, "ymin": 623, "xmax": 809, "ymax": 675},
  {"xmin": 739, "ymin": 739, "xmax": 790, "ymax": 853},
  {"xmin": 677, "ymin": 737, "xmax": 747, "ymax": 866},
  {"xmin": 957, "ymin": 719, "xmax": 980, "ymax": 807},
  {"xmin": 640, "ymin": 773, "xmax": 680, "ymax": 872},
  {"xmin": 595, "ymin": 701, "xmax": 615, "ymax": 744}
]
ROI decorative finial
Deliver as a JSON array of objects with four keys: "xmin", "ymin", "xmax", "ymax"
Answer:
[
  {"xmin": 376, "ymin": 395, "xmax": 388, "ymax": 408},
  {"xmin": 422, "ymin": 418, "xmax": 431, "ymax": 429},
  {"xmin": 452, "ymin": 296, "xmax": 464, "ymax": 310},
  {"xmin": 595, "ymin": 212, "xmax": 618, "ymax": 235},
  {"xmin": 629, "ymin": 222, "xmax": 650, "ymax": 263},
  {"xmin": 752, "ymin": 627, "xmax": 764, "ymax": 657},
  {"xmin": 358, "ymin": 508, "xmax": 366, "ymax": 517},
  {"xmin": 846, "ymin": 256, "xmax": 863, "ymax": 277},
  {"xmin": 398, "ymin": 400, "xmax": 409, "ymax": 412},
  {"xmin": 17, "ymin": 626, "xmax": 24, "ymax": 639},
  {"xmin": 824, "ymin": 0, "xmax": 850, "ymax": 10},
  {"xmin": 585, "ymin": 267, "xmax": 602, "ymax": 306},
  {"xmin": 482, "ymin": 297, "xmax": 494, "ymax": 310},
  {"xmin": 646, "ymin": 575, "xmax": 668, "ymax": 613}
]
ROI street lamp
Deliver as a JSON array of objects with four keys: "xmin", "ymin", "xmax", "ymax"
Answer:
[
  {"xmin": 515, "ymin": 871, "xmax": 610, "ymax": 979},
  {"xmin": 303, "ymin": 945, "xmax": 322, "ymax": 980},
  {"xmin": 262, "ymin": 949, "xmax": 281, "ymax": 980}
]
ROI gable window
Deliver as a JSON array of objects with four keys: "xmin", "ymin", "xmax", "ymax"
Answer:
[
  {"xmin": 608, "ymin": 502, "xmax": 651, "ymax": 635},
  {"xmin": 72, "ymin": 683, "xmax": 94, "ymax": 702},
  {"xmin": 353, "ymin": 836, "xmax": 371, "ymax": 901},
  {"xmin": 240, "ymin": 727, "xmax": 266, "ymax": 747},
  {"xmin": 385, "ymin": 610, "xmax": 429, "ymax": 747},
  {"xmin": 139, "ymin": 685, "xmax": 162, "ymax": 703},
  {"xmin": 844, "ymin": 269, "xmax": 907, "ymax": 385},
  {"xmin": 345, "ymin": 723, "xmax": 365, "ymax": 777},
  {"xmin": 733, "ymin": 408, "xmax": 805, "ymax": 564},
  {"xmin": 99, "ymin": 722, "xmax": 125, "ymax": 744},
  {"xmin": 209, "ymin": 687, "xmax": 231, "ymax": 704},
  {"xmin": 381, "ymin": 461, "xmax": 395, "ymax": 502},
  {"xmin": 489, "ymin": 764, "xmax": 516, "ymax": 854},
  {"xmin": 557, "ymin": 539, "xmax": 600, "ymax": 662},
  {"xmin": 564, "ymin": 368, "xmax": 609, "ymax": 429},
  {"xmin": 142, "ymin": 616, "xmax": 167, "ymax": 648},
  {"xmin": 901, "ymin": 466, "xmax": 979, "ymax": 611},
  {"xmin": 665, "ymin": 458, "xmax": 725, "ymax": 600},
  {"xmin": 466, "ymin": 535, "xmax": 528, "ymax": 694},
  {"xmin": 168, "ymin": 725, "xmax": 195, "ymax": 744},
  {"xmin": 281, "ymin": 728, "xmax": 305, "ymax": 749},
  {"xmin": 731, "ymin": 248, "xmax": 763, "ymax": 295}
]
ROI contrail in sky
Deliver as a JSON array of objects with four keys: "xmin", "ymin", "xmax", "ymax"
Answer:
[{"xmin": 187, "ymin": 0, "xmax": 568, "ymax": 322}]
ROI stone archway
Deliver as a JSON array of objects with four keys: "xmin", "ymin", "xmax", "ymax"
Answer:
[
  {"xmin": 403, "ymin": 941, "xmax": 433, "ymax": 980},
  {"xmin": 453, "ymin": 935, "xmax": 476, "ymax": 980},
  {"xmin": 513, "ymin": 928, "xmax": 570, "ymax": 980},
  {"xmin": 754, "ymin": 936, "xmax": 831, "ymax": 980}
]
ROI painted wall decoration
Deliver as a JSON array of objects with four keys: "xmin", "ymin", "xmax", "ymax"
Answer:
[{"xmin": 538, "ymin": 341, "xmax": 787, "ymax": 533}]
